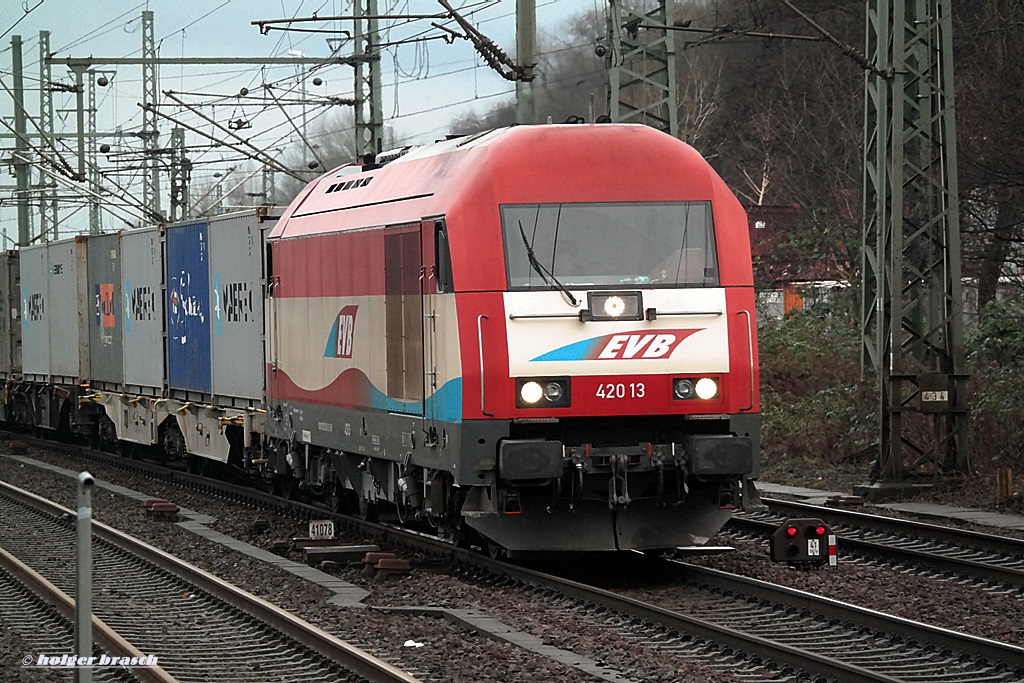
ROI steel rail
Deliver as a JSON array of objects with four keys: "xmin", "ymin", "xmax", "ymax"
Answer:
[
  {"xmin": 0, "ymin": 480, "xmax": 421, "ymax": 683},
  {"xmin": 762, "ymin": 496, "xmax": 1024, "ymax": 556},
  {"xmin": 732, "ymin": 498, "xmax": 1024, "ymax": 588},
  {"xmin": 12, "ymin": 439, "xmax": 1023, "ymax": 681},
  {"xmin": 0, "ymin": 545, "xmax": 179, "ymax": 683},
  {"xmin": 731, "ymin": 515, "xmax": 1024, "ymax": 591},
  {"xmin": 1, "ymin": 444, "xmax": 893, "ymax": 680},
  {"xmin": 452, "ymin": 549, "xmax": 903, "ymax": 683},
  {"xmin": 671, "ymin": 560, "xmax": 1024, "ymax": 669}
]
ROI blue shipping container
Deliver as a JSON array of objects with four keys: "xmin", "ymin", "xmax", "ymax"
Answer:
[{"xmin": 166, "ymin": 220, "xmax": 212, "ymax": 394}]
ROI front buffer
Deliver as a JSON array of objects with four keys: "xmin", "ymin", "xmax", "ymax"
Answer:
[{"xmin": 462, "ymin": 428, "xmax": 755, "ymax": 553}]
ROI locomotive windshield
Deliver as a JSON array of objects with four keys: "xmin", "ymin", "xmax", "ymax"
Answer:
[{"xmin": 501, "ymin": 201, "xmax": 718, "ymax": 289}]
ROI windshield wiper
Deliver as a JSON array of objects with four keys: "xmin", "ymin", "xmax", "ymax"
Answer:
[{"xmin": 517, "ymin": 220, "xmax": 579, "ymax": 306}]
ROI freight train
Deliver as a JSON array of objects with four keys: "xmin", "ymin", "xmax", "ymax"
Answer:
[{"xmin": 0, "ymin": 123, "xmax": 759, "ymax": 555}]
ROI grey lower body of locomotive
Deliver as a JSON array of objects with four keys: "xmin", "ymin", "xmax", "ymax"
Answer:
[{"xmin": 266, "ymin": 400, "xmax": 758, "ymax": 553}]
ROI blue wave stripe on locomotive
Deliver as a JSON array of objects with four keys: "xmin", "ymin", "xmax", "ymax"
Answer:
[
  {"xmin": 530, "ymin": 337, "xmax": 603, "ymax": 362},
  {"xmin": 368, "ymin": 378, "xmax": 463, "ymax": 423}
]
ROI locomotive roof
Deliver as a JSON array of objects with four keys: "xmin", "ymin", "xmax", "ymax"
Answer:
[{"xmin": 268, "ymin": 123, "xmax": 731, "ymax": 241}]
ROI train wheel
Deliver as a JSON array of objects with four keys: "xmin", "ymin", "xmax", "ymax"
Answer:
[
  {"xmin": 358, "ymin": 496, "xmax": 378, "ymax": 523},
  {"xmin": 97, "ymin": 415, "xmax": 118, "ymax": 453},
  {"xmin": 277, "ymin": 477, "xmax": 298, "ymax": 500},
  {"xmin": 451, "ymin": 523, "xmax": 480, "ymax": 550},
  {"xmin": 162, "ymin": 423, "xmax": 186, "ymax": 461},
  {"xmin": 329, "ymin": 485, "xmax": 358, "ymax": 514},
  {"xmin": 121, "ymin": 442, "xmax": 139, "ymax": 460},
  {"xmin": 185, "ymin": 455, "xmax": 208, "ymax": 476}
]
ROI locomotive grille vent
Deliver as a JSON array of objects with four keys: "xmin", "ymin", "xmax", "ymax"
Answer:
[{"xmin": 325, "ymin": 176, "xmax": 373, "ymax": 194}]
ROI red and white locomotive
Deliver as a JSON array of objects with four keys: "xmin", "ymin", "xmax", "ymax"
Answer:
[
  {"xmin": 265, "ymin": 123, "xmax": 759, "ymax": 553},
  {"xmin": 0, "ymin": 123, "xmax": 757, "ymax": 555}
]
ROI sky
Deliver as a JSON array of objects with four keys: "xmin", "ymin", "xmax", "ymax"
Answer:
[{"xmin": 0, "ymin": 0, "xmax": 595, "ymax": 238}]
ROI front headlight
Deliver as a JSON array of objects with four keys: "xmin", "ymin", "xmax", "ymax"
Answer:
[
  {"xmin": 520, "ymin": 381, "xmax": 544, "ymax": 404},
  {"xmin": 694, "ymin": 377, "xmax": 719, "ymax": 400},
  {"xmin": 673, "ymin": 379, "xmax": 694, "ymax": 400},
  {"xmin": 580, "ymin": 291, "xmax": 644, "ymax": 322},
  {"xmin": 516, "ymin": 377, "xmax": 571, "ymax": 408},
  {"xmin": 672, "ymin": 376, "xmax": 719, "ymax": 401}
]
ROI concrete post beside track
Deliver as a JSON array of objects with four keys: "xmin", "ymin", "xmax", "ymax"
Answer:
[{"xmin": 75, "ymin": 471, "xmax": 95, "ymax": 683}]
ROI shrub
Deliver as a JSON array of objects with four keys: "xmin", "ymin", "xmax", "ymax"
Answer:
[
  {"xmin": 967, "ymin": 300, "xmax": 1024, "ymax": 468},
  {"xmin": 758, "ymin": 291, "xmax": 876, "ymax": 478}
]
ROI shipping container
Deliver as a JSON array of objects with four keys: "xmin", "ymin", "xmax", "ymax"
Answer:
[
  {"xmin": 121, "ymin": 226, "xmax": 165, "ymax": 394},
  {"xmin": 0, "ymin": 251, "xmax": 22, "ymax": 378},
  {"xmin": 20, "ymin": 245, "xmax": 48, "ymax": 380},
  {"xmin": 46, "ymin": 237, "xmax": 90, "ymax": 384},
  {"xmin": 208, "ymin": 209, "xmax": 277, "ymax": 404},
  {"xmin": 86, "ymin": 232, "xmax": 123, "ymax": 389},
  {"xmin": 166, "ymin": 219, "xmax": 211, "ymax": 396}
]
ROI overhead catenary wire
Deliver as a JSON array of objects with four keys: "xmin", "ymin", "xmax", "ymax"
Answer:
[
  {"xmin": 143, "ymin": 95, "xmax": 305, "ymax": 181},
  {"xmin": 0, "ymin": 76, "xmax": 80, "ymax": 180},
  {"xmin": 262, "ymin": 83, "xmax": 325, "ymax": 170},
  {"xmin": 5, "ymin": 1, "xmax": 602, "ymax": 233},
  {"xmin": 0, "ymin": 0, "xmax": 47, "ymax": 43},
  {"xmin": 161, "ymin": 87, "xmax": 336, "ymax": 176},
  {"xmin": 10, "ymin": 152, "xmax": 145, "ymax": 228}
]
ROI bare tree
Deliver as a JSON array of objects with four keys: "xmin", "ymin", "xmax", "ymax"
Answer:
[{"xmin": 954, "ymin": 0, "xmax": 1024, "ymax": 311}]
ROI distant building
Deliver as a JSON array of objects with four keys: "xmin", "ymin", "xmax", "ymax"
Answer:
[{"xmin": 746, "ymin": 204, "xmax": 848, "ymax": 320}]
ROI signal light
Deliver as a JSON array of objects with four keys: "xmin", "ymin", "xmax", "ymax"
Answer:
[{"xmin": 770, "ymin": 517, "xmax": 836, "ymax": 567}]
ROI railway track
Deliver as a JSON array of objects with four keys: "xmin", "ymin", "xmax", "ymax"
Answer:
[
  {"xmin": 730, "ymin": 497, "xmax": 1024, "ymax": 591},
  {"xmin": 8, "ymin": 439, "xmax": 1024, "ymax": 682},
  {"xmin": 0, "ymin": 564, "xmax": 139, "ymax": 683},
  {"xmin": 0, "ymin": 479, "xmax": 421, "ymax": 683},
  {"xmin": 458, "ymin": 552, "xmax": 1024, "ymax": 682}
]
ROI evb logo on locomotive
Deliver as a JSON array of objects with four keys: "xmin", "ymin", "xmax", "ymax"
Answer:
[
  {"xmin": 324, "ymin": 305, "xmax": 358, "ymax": 359},
  {"xmin": 530, "ymin": 328, "xmax": 703, "ymax": 362}
]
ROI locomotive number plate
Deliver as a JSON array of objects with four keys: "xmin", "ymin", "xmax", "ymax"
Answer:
[
  {"xmin": 309, "ymin": 519, "xmax": 335, "ymax": 540},
  {"xmin": 595, "ymin": 382, "xmax": 646, "ymax": 399}
]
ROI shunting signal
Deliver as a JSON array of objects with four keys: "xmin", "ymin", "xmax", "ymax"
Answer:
[{"xmin": 770, "ymin": 517, "xmax": 837, "ymax": 567}]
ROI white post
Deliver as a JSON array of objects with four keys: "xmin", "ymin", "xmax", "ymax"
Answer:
[{"xmin": 75, "ymin": 471, "xmax": 94, "ymax": 683}]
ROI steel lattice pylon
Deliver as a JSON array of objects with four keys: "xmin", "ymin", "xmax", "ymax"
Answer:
[
  {"xmin": 861, "ymin": 0, "xmax": 969, "ymax": 478},
  {"xmin": 168, "ymin": 128, "xmax": 191, "ymax": 222},
  {"xmin": 141, "ymin": 10, "xmax": 161, "ymax": 222},
  {"xmin": 353, "ymin": 0, "xmax": 383, "ymax": 159},
  {"xmin": 606, "ymin": 0, "xmax": 678, "ymax": 136},
  {"xmin": 37, "ymin": 31, "xmax": 57, "ymax": 241}
]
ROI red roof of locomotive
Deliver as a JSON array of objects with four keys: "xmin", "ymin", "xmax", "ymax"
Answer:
[{"xmin": 270, "ymin": 123, "xmax": 752, "ymax": 288}]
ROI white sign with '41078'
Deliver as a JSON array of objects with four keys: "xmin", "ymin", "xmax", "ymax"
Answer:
[{"xmin": 309, "ymin": 519, "xmax": 335, "ymax": 540}]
